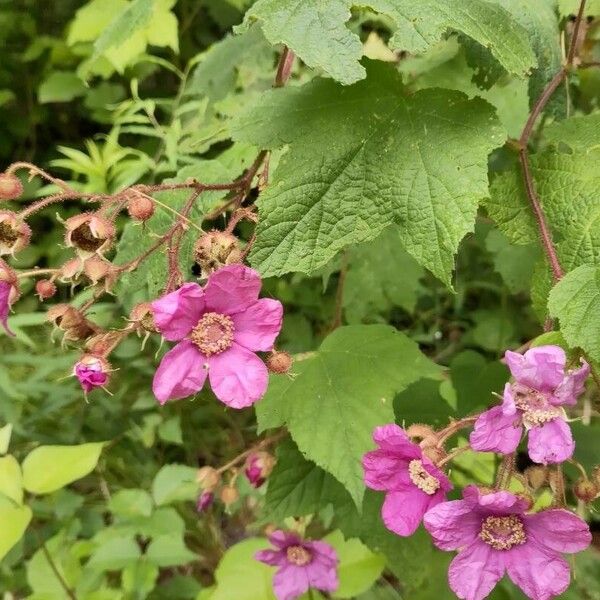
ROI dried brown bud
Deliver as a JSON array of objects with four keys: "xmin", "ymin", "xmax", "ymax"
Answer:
[
  {"xmin": 83, "ymin": 256, "xmax": 117, "ymax": 290},
  {"xmin": 266, "ymin": 350, "xmax": 293, "ymax": 374},
  {"xmin": 573, "ymin": 478, "xmax": 599, "ymax": 503},
  {"xmin": 64, "ymin": 213, "xmax": 115, "ymax": 256},
  {"xmin": 524, "ymin": 465, "xmax": 548, "ymax": 491},
  {"xmin": 60, "ymin": 258, "xmax": 84, "ymax": 282},
  {"xmin": 0, "ymin": 211, "xmax": 31, "ymax": 256},
  {"xmin": 126, "ymin": 191, "xmax": 155, "ymax": 221},
  {"xmin": 85, "ymin": 331, "xmax": 123, "ymax": 356},
  {"xmin": 220, "ymin": 485, "xmax": 239, "ymax": 506},
  {"xmin": 197, "ymin": 466, "xmax": 220, "ymax": 491},
  {"xmin": 47, "ymin": 304, "xmax": 96, "ymax": 342},
  {"xmin": 0, "ymin": 173, "xmax": 23, "ymax": 200},
  {"xmin": 194, "ymin": 230, "xmax": 242, "ymax": 276},
  {"xmin": 129, "ymin": 302, "xmax": 157, "ymax": 333},
  {"xmin": 35, "ymin": 279, "xmax": 57, "ymax": 301}
]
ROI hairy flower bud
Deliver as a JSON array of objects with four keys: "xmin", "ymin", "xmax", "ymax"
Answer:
[
  {"xmin": 0, "ymin": 211, "xmax": 31, "ymax": 256},
  {"xmin": 573, "ymin": 478, "xmax": 598, "ymax": 503},
  {"xmin": 35, "ymin": 279, "xmax": 57, "ymax": 301},
  {"xmin": 266, "ymin": 350, "xmax": 293, "ymax": 375},
  {"xmin": 197, "ymin": 466, "xmax": 220, "ymax": 491},
  {"xmin": 64, "ymin": 213, "xmax": 115, "ymax": 256},
  {"xmin": 129, "ymin": 302, "xmax": 157, "ymax": 334},
  {"xmin": 197, "ymin": 490, "xmax": 214, "ymax": 513},
  {"xmin": 220, "ymin": 485, "xmax": 239, "ymax": 506},
  {"xmin": 85, "ymin": 331, "xmax": 123, "ymax": 356},
  {"xmin": 193, "ymin": 230, "xmax": 242, "ymax": 276},
  {"xmin": 47, "ymin": 304, "xmax": 96, "ymax": 342},
  {"xmin": 83, "ymin": 256, "xmax": 117, "ymax": 290},
  {"xmin": 74, "ymin": 354, "xmax": 110, "ymax": 394},
  {"xmin": 524, "ymin": 465, "xmax": 548, "ymax": 491},
  {"xmin": 0, "ymin": 173, "xmax": 23, "ymax": 200},
  {"xmin": 60, "ymin": 257, "xmax": 84, "ymax": 282},
  {"xmin": 244, "ymin": 451, "xmax": 275, "ymax": 488},
  {"xmin": 0, "ymin": 260, "xmax": 19, "ymax": 335},
  {"xmin": 126, "ymin": 191, "xmax": 155, "ymax": 221}
]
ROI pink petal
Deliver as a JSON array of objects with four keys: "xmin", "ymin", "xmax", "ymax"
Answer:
[
  {"xmin": 208, "ymin": 343, "xmax": 268, "ymax": 408},
  {"xmin": 372, "ymin": 424, "xmax": 410, "ymax": 447},
  {"xmin": 382, "ymin": 487, "xmax": 430, "ymax": 536},
  {"xmin": 151, "ymin": 283, "xmax": 204, "ymax": 341},
  {"xmin": 469, "ymin": 406, "xmax": 522, "ymax": 454},
  {"xmin": 232, "ymin": 298, "xmax": 283, "ymax": 351},
  {"xmin": 501, "ymin": 383, "xmax": 518, "ymax": 416},
  {"xmin": 204, "ymin": 265, "xmax": 261, "ymax": 315},
  {"xmin": 272, "ymin": 564, "xmax": 310, "ymax": 600},
  {"xmin": 448, "ymin": 541, "xmax": 505, "ymax": 600},
  {"xmin": 255, "ymin": 549, "xmax": 287, "ymax": 567},
  {"xmin": 505, "ymin": 346, "xmax": 566, "ymax": 391},
  {"xmin": 363, "ymin": 450, "xmax": 412, "ymax": 491},
  {"xmin": 527, "ymin": 418, "xmax": 574, "ymax": 464},
  {"xmin": 463, "ymin": 485, "xmax": 530, "ymax": 515},
  {"xmin": 306, "ymin": 560, "xmax": 339, "ymax": 594},
  {"xmin": 553, "ymin": 360, "xmax": 590, "ymax": 406},
  {"xmin": 423, "ymin": 499, "xmax": 481, "ymax": 551},
  {"xmin": 505, "ymin": 542, "xmax": 570, "ymax": 600},
  {"xmin": 152, "ymin": 340, "xmax": 207, "ymax": 404},
  {"xmin": 525, "ymin": 510, "xmax": 591, "ymax": 554},
  {"xmin": 0, "ymin": 281, "xmax": 15, "ymax": 336},
  {"xmin": 269, "ymin": 531, "xmax": 301, "ymax": 549},
  {"xmin": 310, "ymin": 541, "xmax": 339, "ymax": 569}
]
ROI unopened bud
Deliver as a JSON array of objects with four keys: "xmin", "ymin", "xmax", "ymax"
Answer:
[
  {"xmin": 64, "ymin": 213, "xmax": 115, "ymax": 256},
  {"xmin": 74, "ymin": 354, "xmax": 110, "ymax": 394},
  {"xmin": 126, "ymin": 191, "xmax": 155, "ymax": 221},
  {"xmin": 47, "ymin": 304, "xmax": 96, "ymax": 342},
  {"xmin": 83, "ymin": 256, "xmax": 116, "ymax": 288},
  {"xmin": 266, "ymin": 350, "xmax": 293, "ymax": 374},
  {"xmin": 524, "ymin": 465, "xmax": 548, "ymax": 491},
  {"xmin": 406, "ymin": 423, "xmax": 437, "ymax": 443},
  {"xmin": 0, "ymin": 211, "xmax": 31, "ymax": 256},
  {"xmin": 573, "ymin": 478, "xmax": 599, "ymax": 503},
  {"xmin": 0, "ymin": 173, "xmax": 23, "ymax": 200},
  {"xmin": 193, "ymin": 230, "xmax": 242, "ymax": 276},
  {"xmin": 197, "ymin": 490, "xmax": 214, "ymax": 513},
  {"xmin": 244, "ymin": 451, "xmax": 276, "ymax": 488},
  {"xmin": 197, "ymin": 466, "xmax": 220, "ymax": 491},
  {"xmin": 35, "ymin": 279, "xmax": 57, "ymax": 300},
  {"xmin": 220, "ymin": 485, "xmax": 239, "ymax": 506}
]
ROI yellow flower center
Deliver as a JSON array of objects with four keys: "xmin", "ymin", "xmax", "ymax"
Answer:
[
  {"xmin": 408, "ymin": 459, "xmax": 440, "ymax": 495},
  {"xmin": 190, "ymin": 312, "xmax": 234, "ymax": 356},
  {"xmin": 480, "ymin": 515, "xmax": 527, "ymax": 550},
  {"xmin": 286, "ymin": 545, "xmax": 312, "ymax": 566}
]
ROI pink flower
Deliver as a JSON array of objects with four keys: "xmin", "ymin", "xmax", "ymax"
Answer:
[
  {"xmin": 196, "ymin": 490, "xmax": 214, "ymax": 512},
  {"xmin": 245, "ymin": 451, "xmax": 275, "ymax": 488},
  {"xmin": 0, "ymin": 260, "xmax": 19, "ymax": 336},
  {"xmin": 151, "ymin": 265, "xmax": 283, "ymax": 409},
  {"xmin": 470, "ymin": 346, "xmax": 589, "ymax": 464},
  {"xmin": 74, "ymin": 355, "xmax": 109, "ymax": 393},
  {"xmin": 255, "ymin": 531, "xmax": 339, "ymax": 600},
  {"xmin": 424, "ymin": 485, "xmax": 591, "ymax": 600},
  {"xmin": 362, "ymin": 424, "xmax": 452, "ymax": 536}
]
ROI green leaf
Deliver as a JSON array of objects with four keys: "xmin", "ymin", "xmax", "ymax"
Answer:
[
  {"xmin": 68, "ymin": 0, "xmax": 128, "ymax": 46},
  {"xmin": 108, "ymin": 488, "xmax": 153, "ymax": 518},
  {"xmin": 394, "ymin": 379, "xmax": 455, "ymax": 428},
  {"xmin": 324, "ymin": 531, "xmax": 386, "ymax": 598},
  {"xmin": 0, "ymin": 455, "xmax": 23, "ymax": 505},
  {"xmin": 559, "ymin": 0, "xmax": 600, "ymax": 16},
  {"xmin": 210, "ymin": 538, "xmax": 276, "ymax": 600},
  {"xmin": 344, "ymin": 226, "xmax": 424, "ymax": 323},
  {"xmin": 158, "ymin": 416, "xmax": 183, "ymax": 445},
  {"xmin": 0, "ymin": 423, "xmax": 12, "ymax": 454},
  {"xmin": 22, "ymin": 442, "xmax": 105, "ymax": 495},
  {"xmin": 256, "ymin": 325, "xmax": 440, "ymax": 506},
  {"xmin": 151, "ymin": 464, "xmax": 198, "ymax": 505},
  {"xmin": 0, "ymin": 498, "xmax": 32, "ymax": 561},
  {"xmin": 122, "ymin": 560, "xmax": 159, "ymax": 598},
  {"xmin": 544, "ymin": 112, "xmax": 600, "ymax": 153},
  {"xmin": 38, "ymin": 71, "xmax": 87, "ymax": 104},
  {"xmin": 87, "ymin": 536, "xmax": 141, "ymax": 570},
  {"xmin": 241, "ymin": 0, "xmax": 535, "ymax": 85},
  {"xmin": 548, "ymin": 264, "xmax": 600, "ymax": 361},
  {"xmin": 146, "ymin": 534, "xmax": 197, "ymax": 567},
  {"xmin": 234, "ymin": 61, "xmax": 506, "ymax": 285}
]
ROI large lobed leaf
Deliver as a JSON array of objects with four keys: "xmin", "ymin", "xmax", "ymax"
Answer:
[
  {"xmin": 234, "ymin": 61, "xmax": 506, "ymax": 286},
  {"xmin": 240, "ymin": 0, "xmax": 536, "ymax": 85},
  {"xmin": 256, "ymin": 324, "xmax": 440, "ymax": 506}
]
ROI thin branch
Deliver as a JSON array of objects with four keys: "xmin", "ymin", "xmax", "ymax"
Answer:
[
  {"xmin": 41, "ymin": 543, "xmax": 78, "ymax": 600},
  {"xmin": 216, "ymin": 430, "xmax": 287, "ymax": 475},
  {"xmin": 275, "ymin": 47, "xmax": 296, "ymax": 87}
]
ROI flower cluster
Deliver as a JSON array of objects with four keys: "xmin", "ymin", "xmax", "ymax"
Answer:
[{"xmin": 363, "ymin": 345, "xmax": 593, "ymax": 600}]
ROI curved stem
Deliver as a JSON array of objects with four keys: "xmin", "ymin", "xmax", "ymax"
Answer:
[{"xmin": 216, "ymin": 430, "xmax": 287, "ymax": 475}]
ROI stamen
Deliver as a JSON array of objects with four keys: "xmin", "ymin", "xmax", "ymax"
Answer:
[
  {"xmin": 513, "ymin": 387, "xmax": 561, "ymax": 427},
  {"xmin": 286, "ymin": 545, "xmax": 312, "ymax": 566},
  {"xmin": 190, "ymin": 312, "xmax": 234, "ymax": 356},
  {"xmin": 408, "ymin": 459, "xmax": 440, "ymax": 495},
  {"xmin": 480, "ymin": 515, "xmax": 527, "ymax": 550}
]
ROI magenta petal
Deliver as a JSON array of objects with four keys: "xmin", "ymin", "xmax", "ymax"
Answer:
[
  {"xmin": 423, "ymin": 499, "xmax": 481, "ymax": 551},
  {"xmin": 464, "ymin": 486, "xmax": 530, "ymax": 515},
  {"xmin": 232, "ymin": 298, "xmax": 283, "ymax": 351},
  {"xmin": 0, "ymin": 281, "xmax": 15, "ymax": 336},
  {"xmin": 204, "ymin": 265, "xmax": 261, "ymax": 315},
  {"xmin": 553, "ymin": 360, "xmax": 590, "ymax": 406},
  {"xmin": 372, "ymin": 424, "xmax": 409, "ymax": 446},
  {"xmin": 382, "ymin": 487, "xmax": 431, "ymax": 537},
  {"xmin": 152, "ymin": 340, "xmax": 207, "ymax": 404},
  {"xmin": 527, "ymin": 418, "xmax": 574, "ymax": 464},
  {"xmin": 448, "ymin": 541, "xmax": 505, "ymax": 600},
  {"xmin": 310, "ymin": 541, "xmax": 339, "ymax": 568},
  {"xmin": 525, "ymin": 510, "xmax": 591, "ymax": 554},
  {"xmin": 272, "ymin": 564, "xmax": 310, "ymax": 600},
  {"xmin": 208, "ymin": 343, "xmax": 268, "ymax": 408},
  {"xmin": 469, "ymin": 406, "xmax": 522, "ymax": 454},
  {"xmin": 255, "ymin": 549, "xmax": 286, "ymax": 567},
  {"xmin": 269, "ymin": 530, "xmax": 300, "ymax": 549},
  {"xmin": 505, "ymin": 346, "xmax": 566, "ymax": 391},
  {"xmin": 505, "ymin": 542, "xmax": 570, "ymax": 600},
  {"xmin": 151, "ymin": 283, "xmax": 204, "ymax": 341},
  {"xmin": 363, "ymin": 450, "xmax": 412, "ymax": 491}
]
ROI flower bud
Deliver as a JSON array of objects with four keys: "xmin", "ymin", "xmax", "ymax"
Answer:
[
  {"xmin": 193, "ymin": 230, "xmax": 242, "ymax": 276},
  {"xmin": 197, "ymin": 490, "xmax": 214, "ymax": 513},
  {"xmin": 0, "ymin": 211, "xmax": 31, "ymax": 256},
  {"xmin": 573, "ymin": 478, "xmax": 598, "ymax": 503},
  {"xmin": 64, "ymin": 213, "xmax": 115, "ymax": 256},
  {"xmin": 266, "ymin": 350, "xmax": 293, "ymax": 375},
  {"xmin": 524, "ymin": 465, "xmax": 548, "ymax": 491},
  {"xmin": 0, "ymin": 260, "xmax": 19, "ymax": 335},
  {"xmin": 220, "ymin": 485, "xmax": 239, "ymax": 506},
  {"xmin": 60, "ymin": 257, "xmax": 84, "ymax": 282},
  {"xmin": 126, "ymin": 191, "xmax": 155, "ymax": 221},
  {"xmin": 35, "ymin": 279, "xmax": 57, "ymax": 301},
  {"xmin": 0, "ymin": 173, "xmax": 23, "ymax": 200},
  {"xmin": 244, "ymin": 451, "xmax": 275, "ymax": 488},
  {"xmin": 83, "ymin": 256, "xmax": 117, "ymax": 290},
  {"xmin": 85, "ymin": 331, "xmax": 122, "ymax": 356},
  {"xmin": 406, "ymin": 423, "xmax": 437, "ymax": 443},
  {"xmin": 129, "ymin": 302, "xmax": 157, "ymax": 333},
  {"xmin": 74, "ymin": 354, "xmax": 110, "ymax": 393},
  {"xmin": 197, "ymin": 466, "xmax": 220, "ymax": 491},
  {"xmin": 47, "ymin": 304, "xmax": 96, "ymax": 342}
]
